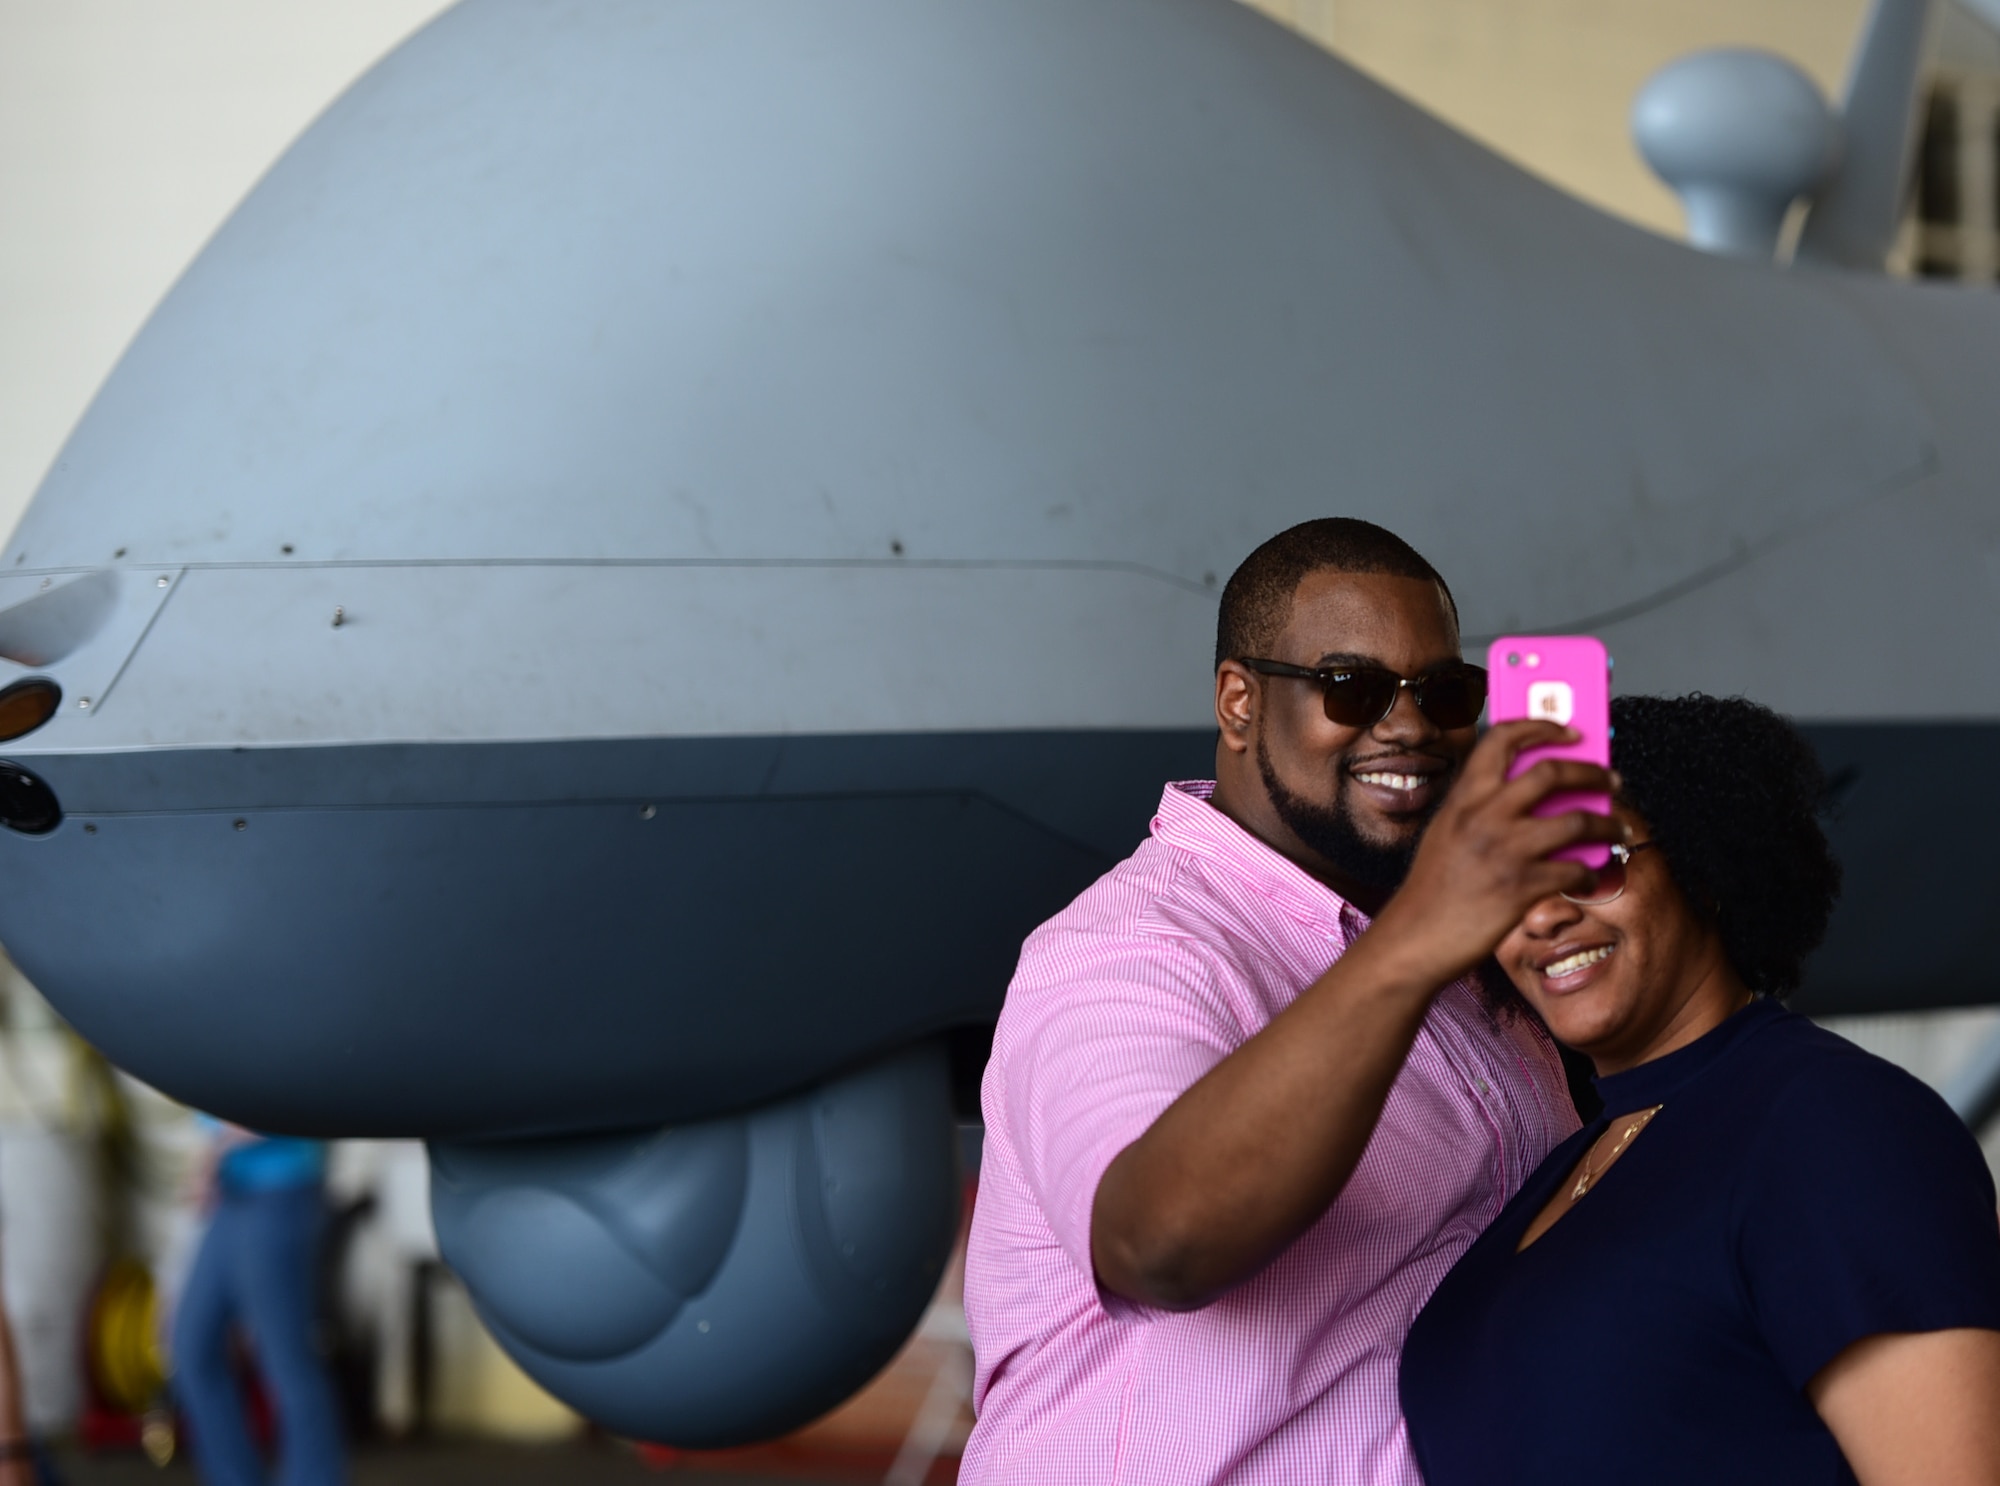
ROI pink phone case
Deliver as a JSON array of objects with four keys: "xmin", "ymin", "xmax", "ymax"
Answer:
[{"xmin": 1485, "ymin": 635, "xmax": 1611, "ymax": 869}]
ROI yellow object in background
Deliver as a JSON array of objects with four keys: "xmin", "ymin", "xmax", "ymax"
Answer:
[{"xmin": 87, "ymin": 1256, "xmax": 166, "ymax": 1415}]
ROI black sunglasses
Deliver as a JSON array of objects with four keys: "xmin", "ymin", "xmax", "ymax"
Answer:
[{"xmin": 1238, "ymin": 658, "xmax": 1488, "ymax": 730}]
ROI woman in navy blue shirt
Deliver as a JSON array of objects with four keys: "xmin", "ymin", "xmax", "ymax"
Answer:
[{"xmin": 1400, "ymin": 695, "xmax": 2000, "ymax": 1486}]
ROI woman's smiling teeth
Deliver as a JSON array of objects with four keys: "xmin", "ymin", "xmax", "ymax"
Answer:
[
  {"xmin": 1355, "ymin": 770, "xmax": 1425, "ymax": 792},
  {"xmin": 1544, "ymin": 944, "xmax": 1614, "ymax": 978}
]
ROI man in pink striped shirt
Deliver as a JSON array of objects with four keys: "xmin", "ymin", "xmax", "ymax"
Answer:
[{"xmin": 963, "ymin": 519, "xmax": 1620, "ymax": 1484}]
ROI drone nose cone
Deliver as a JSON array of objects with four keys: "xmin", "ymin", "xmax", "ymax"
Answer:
[{"xmin": 1634, "ymin": 48, "xmax": 1841, "ymax": 260}]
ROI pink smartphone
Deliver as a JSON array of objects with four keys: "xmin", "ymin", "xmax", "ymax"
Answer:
[{"xmin": 1485, "ymin": 635, "xmax": 1612, "ymax": 869}]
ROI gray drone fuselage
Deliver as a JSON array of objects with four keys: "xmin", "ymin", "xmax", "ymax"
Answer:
[{"xmin": 0, "ymin": 0, "xmax": 1992, "ymax": 1444}]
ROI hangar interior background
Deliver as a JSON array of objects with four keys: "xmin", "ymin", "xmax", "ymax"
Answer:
[{"xmin": 1, "ymin": 0, "xmax": 1996, "ymax": 1474}]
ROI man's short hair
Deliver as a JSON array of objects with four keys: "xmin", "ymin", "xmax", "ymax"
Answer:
[{"xmin": 1214, "ymin": 518, "xmax": 1457, "ymax": 670}]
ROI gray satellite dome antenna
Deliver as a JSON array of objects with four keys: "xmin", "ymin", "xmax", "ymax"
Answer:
[
  {"xmin": 1640, "ymin": 0, "xmax": 1950, "ymax": 268},
  {"xmin": 1632, "ymin": 50, "xmax": 1841, "ymax": 260}
]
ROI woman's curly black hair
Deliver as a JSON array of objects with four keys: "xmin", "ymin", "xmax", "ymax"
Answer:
[{"xmin": 1609, "ymin": 694, "xmax": 1842, "ymax": 998}]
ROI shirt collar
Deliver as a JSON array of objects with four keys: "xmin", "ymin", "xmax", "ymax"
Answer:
[
  {"xmin": 1150, "ymin": 781, "xmax": 1364, "ymax": 936},
  {"xmin": 1590, "ymin": 996, "xmax": 1788, "ymax": 1114}
]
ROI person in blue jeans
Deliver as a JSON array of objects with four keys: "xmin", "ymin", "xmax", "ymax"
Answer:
[{"xmin": 172, "ymin": 1120, "xmax": 347, "ymax": 1486}]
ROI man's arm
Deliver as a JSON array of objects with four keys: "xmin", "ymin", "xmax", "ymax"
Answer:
[{"xmin": 1091, "ymin": 721, "xmax": 1618, "ymax": 1311}]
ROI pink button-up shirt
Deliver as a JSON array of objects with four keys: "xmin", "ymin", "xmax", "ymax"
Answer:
[{"xmin": 961, "ymin": 782, "xmax": 1576, "ymax": 1485}]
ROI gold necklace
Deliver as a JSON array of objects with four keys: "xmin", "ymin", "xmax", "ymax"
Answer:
[{"xmin": 1569, "ymin": 1105, "xmax": 1664, "ymax": 1201}]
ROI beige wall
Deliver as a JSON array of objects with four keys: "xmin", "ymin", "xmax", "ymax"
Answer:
[{"xmin": 1247, "ymin": 0, "xmax": 1872, "ymax": 236}]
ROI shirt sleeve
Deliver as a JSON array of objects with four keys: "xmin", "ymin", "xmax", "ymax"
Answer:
[
  {"xmin": 993, "ymin": 923, "xmax": 1245, "ymax": 1290},
  {"xmin": 1735, "ymin": 1050, "xmax": 2000, "ymax": 1391}
]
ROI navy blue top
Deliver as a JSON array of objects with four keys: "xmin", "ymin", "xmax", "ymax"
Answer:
[{"xmin": 1400, "ymin": 998, "xmax": 2000, "ymax": 1486}]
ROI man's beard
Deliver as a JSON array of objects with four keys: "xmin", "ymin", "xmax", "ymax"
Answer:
[
  {"xmin": 1256, "ymin": 738, "xmax": 1526, "ymax": 1021},
  {"xmin": 1256, "ymin": 735, "xmax": 1427, "ymax": 893}
]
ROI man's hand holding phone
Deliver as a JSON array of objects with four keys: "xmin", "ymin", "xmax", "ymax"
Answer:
[{"xmin": 1372, "ymin": 719, "xmax": 1625, "ymax": 988}]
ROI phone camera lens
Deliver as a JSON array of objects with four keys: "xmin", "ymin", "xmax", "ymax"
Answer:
[{"xmin": 1506, "ymin": 652, "xmax": 1521, "ymax": 667}]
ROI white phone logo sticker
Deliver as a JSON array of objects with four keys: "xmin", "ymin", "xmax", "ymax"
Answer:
[{"xmin": 1527, "ymin": 681, "xmax": 1574, "ymax": 725}]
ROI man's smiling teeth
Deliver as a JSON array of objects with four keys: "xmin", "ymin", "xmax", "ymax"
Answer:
[
  {"xmin": 1355, "ymin": 771, "xmax": 1425, "ymax": 792},
  {"xmin": 1545, "ymin": 945, "xmax": 1614, "ymax": 978}
]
